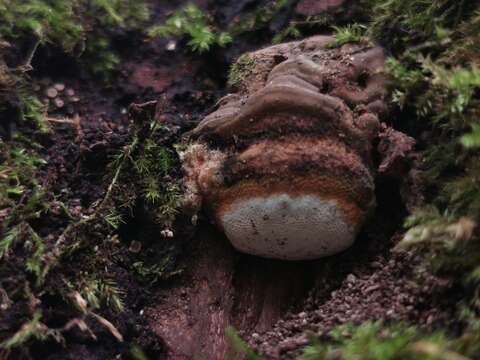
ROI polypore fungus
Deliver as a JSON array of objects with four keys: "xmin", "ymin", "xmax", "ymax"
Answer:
[{"xmin": 181, "ymin": 36, "xmax": 414, "ymax": 260}]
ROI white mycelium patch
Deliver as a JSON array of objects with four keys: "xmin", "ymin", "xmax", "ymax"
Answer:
[{"xmin": 221, "ymin": 194, "xmax": 355, "ymax": 260}]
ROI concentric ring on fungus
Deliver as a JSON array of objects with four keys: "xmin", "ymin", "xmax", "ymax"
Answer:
[{"xmin": 181, "ymin": 36, "xmax": 395, "ymax": 260}]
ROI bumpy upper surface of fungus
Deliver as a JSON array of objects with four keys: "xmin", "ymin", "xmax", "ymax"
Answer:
[{"xmin": 181, "ymin": 36, "xmax": 413, "ymax": 260}]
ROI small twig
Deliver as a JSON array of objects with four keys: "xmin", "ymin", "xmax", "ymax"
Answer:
[
  {"xmin": 44, "ymin": 115, "xmax": 82, "ymax": 140},
  {"xmin": 44, "ymin": 117, "xmax": 76, "ymax": 124},
  {"xmin": 21, "ymin": 38, "xmax": 41, "ymax": 72},
  {"xmin": 103, "ymin": 140, "xmax": 136, "ymax": 208},
  {"xmin": 290, "ymin": 19, "xmax": 327, "ymax": 26}
]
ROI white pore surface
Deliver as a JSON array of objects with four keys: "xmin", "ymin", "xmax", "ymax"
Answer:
[{"xmin": 221, "ymin": 194, "xmax": 355, "ymax": 260}]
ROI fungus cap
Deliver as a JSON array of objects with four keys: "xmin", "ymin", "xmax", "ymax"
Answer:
[
  {"xmin": 221, "ymin": 194, "xmax": 355, "ymax": 260},
  {"xmin": 181, "ymin": 36, "xmax": 396, "ymax": 260}
]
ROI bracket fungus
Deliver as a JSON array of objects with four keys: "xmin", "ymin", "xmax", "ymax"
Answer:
[{"xmin": 181, "ymin": 36, "xmax": 414, "ymax": 260}]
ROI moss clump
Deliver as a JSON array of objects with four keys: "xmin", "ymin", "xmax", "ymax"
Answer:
[
  {"xmin": 227, "ymin": 53, "xmax": 256, "ymax": 88},
  {"xmin": 325, "ymin": 23, "xmax": 369, "ymax": 48},
  {"xmin": 227, "ymin": 0, "xmax": 290, "ymax": 37},
  {"xmin": 148, "ymin": 3, "xmax": 232, "ymax": 53},
  {"xmin": 367, "ymin": 2, "xmax": 480, "ymax": 260},
  {"xmin": 0, "ymin": 312, "xmax": 55, "ymax": 350},
  {"xmin": 0, "ymin": 52, "xmax": 47, "ymax": 133},
  {"xmin": 77, "ymin": 276, "xmax": 125, "ymax": 313},
  {"xmin": 367, "ymin": 0, "xmax": 472, "ymax": 53},
  {"xmin": 0, "ymin": 0, "xmax": 149, "ymax": 68},
  {"xmin": 300, "ymin": 321, "xmax": 480, "ymax": 360},
  {"xmin": 362, "ymin": 0, "xmax": 480, "ymax": 345},
  {"xmin": 0, "ymin": 140, "xmax": 46, "ymax": 206},
  {"xmin": 228, "ymin": 321, "xmax": 480, "ymax": 360},
  {"xmin": 107, "ymin": 114, "xmax": 181, "ymax": 228},
  {"xmin": 226, "ymin": 327, "xmax": 266, "ymax": 360},
  {"xmin": 0, "ymin": 0, "xmax": 150, "ymax": 92},
  {"xmin": 0, "ymin": 1, "xmax": 83, "ymax": 52},
  {"xmin": 272, "ymin": 24, "xmax": 302, "ymax": 44}
]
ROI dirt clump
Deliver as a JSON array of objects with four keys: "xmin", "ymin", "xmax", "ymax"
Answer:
[{"xmin": 248, "ymin": 250, "xmax": 454, "ymax": 358}]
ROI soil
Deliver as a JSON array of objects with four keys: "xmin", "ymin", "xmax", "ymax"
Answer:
[{"xmin": 0, "ymin": 1, "xmax": 463, "ymax": 359}]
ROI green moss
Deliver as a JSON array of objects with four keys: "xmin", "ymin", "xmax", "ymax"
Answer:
[
  {"xmin": 19, "ymin": 95, "xmax": 49, "ymax": 132},
  {"xmin": 0, "ymin": 0, "xmax": 150, "ymax": 85},
  {"xmin": 227, "ymin": 321, "xmax": 480, "ymax": 360},
  {"xmin": 80, "ymin": 0, "xmax": 149, "ymax": 80},
  {"xmin": 227, "ymin": 53, "xmax": 256, "ymax": 88},
  {"xmin": 368, "ymin": 2, "xmax": 480, "ymax": 231},
  {"xmin": 225, "ymin": 0, "xmax": 312, "ymax": 44},
  {"xmin": 0, "ymin": 312, "xmax": 55, "ymax": 350},
  {"xmin": 301, "ymin": 321, "xmax": 479, "ymax": 360},
  {"xmin": 132, "ymin": 258, "xmax": 182, "ymax": 286},
  {"xmin": 79, "ymin": 276, "xmax": 126, "ymax": 313},
  {"xmin": 398, "ymin": 209, "xmax": 480, "ymax": 276},
  {"xmin": 0, "ymin": 0, "xmax": 83, "ymax": 52},
  {"xmin": 131, "ymin": 346, "xmax": 150, "ymax": 360},
  {"xmin": 325, "ymin": 23, "xmax": 368, "ymax": 48},
  {"xmin": 83, "ymin": 36, "xmax": 121, "ymax": 82},
  {"xmin": 104, "ymin": 210, "xmax": 125, "ymax": 230},
  {"xmin": 0, "ymin": 140, "xmax": 46, "ymax": 207},
  {"xmin": 460, "ymin": 124, "xmax": 480, "ymax": 149},
  {"xmin": 363, "ymin": 0, "xmax": 480, "ymax": 342},
  {"xmin": 228, "ymin": 0, "xmax": 289, "ymax": 36},
  {"xmin": 272, "ymin": 24, "xmax": 302, "ymax": 44},
  {"xmin": 0, "ymin": 225, "xmax": 21, "ymax": 259},
  {"xmin": 226, "ymin": 327, "xmax": 266, "ymax": 360},
  {"xmin": 367, "ymin": 0, "xmax": 472, "ymax": 52},
  {"xmin": 108, "ymin": 121, "xmax": 182, "ymax": 227},
  {"xmin": 148, "ymin": 3, "xmax": 232, "ymax": 53}
]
